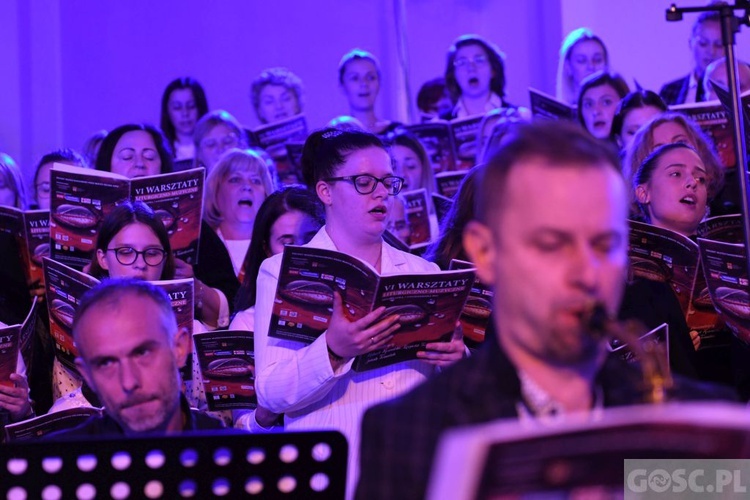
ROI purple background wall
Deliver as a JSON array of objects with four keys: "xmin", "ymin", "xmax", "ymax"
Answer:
[{"xmin": 1, "ymin": 0, "xmax": 748, "ymax": 187}]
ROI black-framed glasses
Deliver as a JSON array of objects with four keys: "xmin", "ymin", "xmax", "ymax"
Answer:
[
  {"xmin": 323, "ymin": 174, "xmax": 405, "ymax": 195},
  {"xmin": 453, "ymin": 54, "xmax": 489, "ymax": 69},
  {"xmin": 107, "ymin": 247, "xmax": 167, "ymax": 266}
]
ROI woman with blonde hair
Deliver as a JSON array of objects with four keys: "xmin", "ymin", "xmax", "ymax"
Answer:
[
  {"xmin": 624, "ymin": 112, "xmax": 724, "ymax": 199},
  {"xmin": 556, "ymin": 28, "xmax": 609, "ymax": 105},
  {"xmin": 193, "ymin": 148, "xmax": 275, "ymax": 322}
]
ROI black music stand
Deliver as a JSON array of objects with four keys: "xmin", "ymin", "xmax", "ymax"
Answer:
[{"xmin": 1, "ymin": 430, "xmax": 347, "ymax": 499}]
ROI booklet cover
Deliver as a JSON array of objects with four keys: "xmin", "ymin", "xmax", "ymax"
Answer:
[
  {"xmin": 42, "ymin": 258, "xmax": 101, "ymax": 372},
  {"xmin": 50, "ymin": 164, "xmax": 204, "ymax": 268},
  {"xmin": 253, "ymin": 115, "xmax": 308, "ymax": 185},
  {"xmin": 449, "ymin": 259, "xmax": 493, "ymax": 350},
  {"xmin": 152, "ymin": 278, "xmax": 194, "ymax": 384},
  {"xmin": 15, "ymin": 298, "xmax": 39, "ymax": 372},
  {"xmin": 193, "ymin": 330, "xmax": 256, "ymax": 411},
  {"xmin": 697, "ymin": 237, "xmax": 750, "ymax": 344},
  {"xmin": 42, "ymin": 258, "xmax": 195, "ymax": 374},
  {"xmin": 0, "ymin": 208, "xmax": 50, "ymax": 294},
  {"xmin": 670, "ymin": 100, "xmax": 736, "ymax": 170},
  {"xmin": 451, "ymin": 115, "xmax": 484, "ymax": 171},
  {"xmin": 435, "ymin": 170, "xmax": 467, "ymax": 199},
  {"xmin": 4, "ymin": 406, "xmax": 102, "ymax": 442},
  {"xmin": 432, "ymin": 193, "xmax": 453, "ymax": 228},
  {"xmin": 697, "ymin": 213, "xmax": 744, "ymax": 243},
  {"xmin": 529, "ymin": 88, "xmax": 577, "ymax": 121},
  {"xmin": 628, "ymin": 220, "xmax": 725, "ymax": 348},
  {"xmin": 269, "ymin": 245, "xmax": 475, "ymax": 371},
  {"xmin": 0, "ymin": 323, "xmax": 20, "ymax": 387},
  {"xmin": 711, "ymin": 85, "xmax": 750, "ymax": 147},
  {"xmin": 405, "ymin": 122, "xmax": 457, "ymax": 173},
  {"xmin": 401, "ymin": 189, "xmax": 432, "ymax": 247}
]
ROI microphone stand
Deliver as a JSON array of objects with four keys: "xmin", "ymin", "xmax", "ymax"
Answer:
[{"xmin": 667, "ymin": 2, "xmax": 750, "ymax": 271}]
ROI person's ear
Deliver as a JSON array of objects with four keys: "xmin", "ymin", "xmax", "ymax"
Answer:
[
  {"xmin": 316, "ymin": 180, "xmax": 333, "ymax": 206},
  {"xmin": 172, "ymin": 327, "xmax": 190, "ymax": 369},
  {"xmin": 463, "ymin": 221, "xmax": 497, "ymax": 286},
  {"xmin": 96, "ymin": 249, "xmax": 109, "ymax": 271},
  {"xmin": 635, "ymin": 184, "xmax": 650, "ymax": 205}
]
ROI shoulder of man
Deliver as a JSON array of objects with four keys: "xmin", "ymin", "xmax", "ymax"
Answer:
[{"xmin": 357, "ymin": 340, "xmax": 520, "ymax": 499}]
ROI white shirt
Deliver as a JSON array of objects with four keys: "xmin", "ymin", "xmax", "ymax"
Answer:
[{"xmin": 254, "ymin": 227, "xmax": 440, "ymax": 498}]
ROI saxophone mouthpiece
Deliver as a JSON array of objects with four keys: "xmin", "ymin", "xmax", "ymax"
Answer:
[{"xmin": 584, "ymin": 301, "xmax": 610, "ymax": 340}]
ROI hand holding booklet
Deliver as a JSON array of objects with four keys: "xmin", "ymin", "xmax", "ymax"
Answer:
[{"xmin": 269, "ymin": 245, "xmax": 475, "ymax": 371}]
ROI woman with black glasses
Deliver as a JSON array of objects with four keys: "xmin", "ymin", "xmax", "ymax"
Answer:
[
  {"xmin": 50, "ymin": 201, "xmax": 232, "ymax": 424},
  {"xmin": 254, "ymin": 128, "xmax": 466, "ymax": 497}
]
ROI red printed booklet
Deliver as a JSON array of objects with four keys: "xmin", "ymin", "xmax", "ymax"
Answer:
[
  {"xmin": 269, "ymin": 245, "xmax": 475, "ymax": 371},
  {"xmin": 42, "ymin": 257, "xmax": 195, "ymax": 375},
  {"xmin": 629, "ymin": 220, "xmax": 728, "ymax": 348},
  {"xmin": 432, "ymin": 193, "xmax": 453, "ymax": 228},
  {"xmin": 697, "ymin": 238, "xmax": 750, "ymax": 345},
  {"xmin": 0, "ymin": 208, "xmax": 49, "ymax": 294},
  {"xmin": 670, "ymin": 99, "xmax": 737, "ymax": 170},
  {"xmin": 0, "ymin": 298, "xmax": 38, "ymax": 387},
  {"xmin": 405, "ymin": 114, "xmax": 484, "ymax": 173},
  {"xmin": 253, "ymin": 115, "xmax": 308, "ymax": 185},
  {"xmin": 193, "ymin": 330, "xmax": 256, "ymax": 411},
  {"xmin": 434, "ymin": 170, "xmax": 468, "ymax": 199},
  {"xmin": 449, "ymin": 259, "xmax": 493, "ymax": 350},
  {"xmin": 4, "ymin": 406, "xmax": 103, "ymax": 442},
  {"xmin": 50, "ymin": 164, "xmax": 204, "ymax": 268},
  {"xmin": 43, "ymin": 258, "xmax": 101, "ymax": 372},
  {"xmin": 528, "ymin": 88, "xmax": 577, "ymax": 121},
  {"xmin": 401, "ymin": 189, "xmax": 433, "ymax": 249}
]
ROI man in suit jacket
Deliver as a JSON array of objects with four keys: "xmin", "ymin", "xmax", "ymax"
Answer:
[
  {"xmin": 356, "ymin": 121, "xmax": 735, "ymax": 500},
  {"xmin": 659, "ymin": 10, "xmax": 723, "ymax": 105}
]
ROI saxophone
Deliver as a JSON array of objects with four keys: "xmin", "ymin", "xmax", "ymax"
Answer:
[{"xmin": 585, "ymin": 303, "xmax": 674, "ymax": 404}]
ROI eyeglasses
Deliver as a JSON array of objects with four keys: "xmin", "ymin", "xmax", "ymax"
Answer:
[
  {"xmin": 453, "ymin": 54, "xmax": 489, "ymax": 69},
  {"xmin": 323, "ymin": 174, "xmax": 405, "ymax": 195},
  {"xmin": 107, "ymin": 247, "xmax": 167, "ymax": 266}
]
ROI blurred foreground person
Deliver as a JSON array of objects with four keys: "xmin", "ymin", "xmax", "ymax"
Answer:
[{"xmin": 357, "ymin": 121, "xmax": 734, "ymax": 499}]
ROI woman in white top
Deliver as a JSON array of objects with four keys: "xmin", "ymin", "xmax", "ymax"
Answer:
[
  {"xmin": 444, "ymin": 34, "xmax": 508, "ymax": 119},
  {"xmin": 253, "ymin": 128, "xmax": 466, "ymax": 497},
  {"xmin": 230, "ymin": 186, "xmax": 325, "ymax": 431}
]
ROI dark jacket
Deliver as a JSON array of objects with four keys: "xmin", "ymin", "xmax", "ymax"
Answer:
[
  {"xmin": 356, "ymin": 325, "xmax": 736, "ymax": 500},
  {"xmin": 659, "ymin": 75, "xmax": 690, "ymax": 106},
  {"xmin": 47, "ymin": 395, "xmax": 225, "ymax": 439}
]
